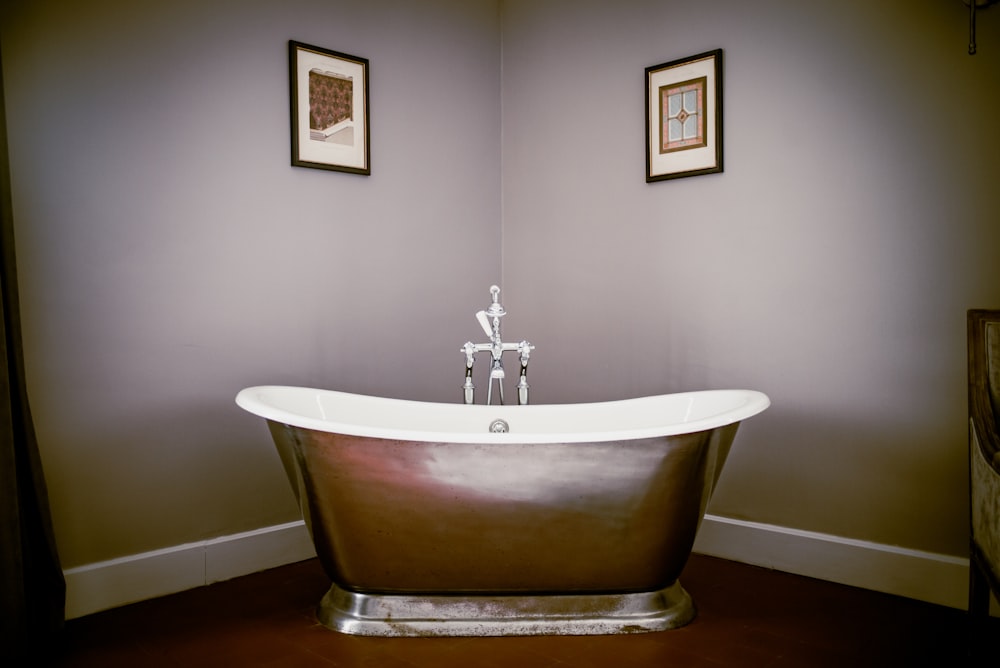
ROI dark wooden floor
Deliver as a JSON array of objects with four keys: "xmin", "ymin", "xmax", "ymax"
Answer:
[{"xmin": 44, "ymin": 554, "xmax": 996, "ymax": 667}]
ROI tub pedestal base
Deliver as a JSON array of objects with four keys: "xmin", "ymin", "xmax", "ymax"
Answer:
[{"xmin": 317, "ymin": 582, "xmax": 695, "ymax": 637}]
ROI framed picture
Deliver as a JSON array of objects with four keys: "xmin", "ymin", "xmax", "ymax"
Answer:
[
  {"xmin": 289, "ymin": 40, "xmax": 370, "ymax": 175},
  {"xmin": 645, "ymin": 49, "xmax": 723, "ymax": 182}
]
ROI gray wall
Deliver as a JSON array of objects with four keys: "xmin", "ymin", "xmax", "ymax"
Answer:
[
  {"xmin": 2, "ymin": 0, "xmax": 998, "ymax": 571},
  {"xmin": 1, "ymin": 0, "xmax": 502, "ymax": 567},
  {"xmin": 502, "ymin": 0, "xmax": 1000, "ymax": 556}
]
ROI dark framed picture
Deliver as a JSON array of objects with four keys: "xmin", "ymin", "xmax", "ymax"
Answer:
[
  {"xmin": 645, "ymin": 49, "xmax": 723, "ymax": 182},
  {"xmin": 289, "ymin": 40, "xmax": 370, "ymax": 175}
]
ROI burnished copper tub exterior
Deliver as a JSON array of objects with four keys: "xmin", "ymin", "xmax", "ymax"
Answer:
[{"xmin": 237, "ymin": 387, "xmax": 769, "ymax": 636}]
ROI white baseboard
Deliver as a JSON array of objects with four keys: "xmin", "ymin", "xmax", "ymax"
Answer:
[
  {"xmin": 693, "ymin": 514, "xmax": 978, "ymax": 611},
  {"xmin": 64, "ymin": 514, "xmax": 986, "ymax": 620},
  {"xmin": 63, "ymin": 521, "xmax": 316, "ymax": 619}
]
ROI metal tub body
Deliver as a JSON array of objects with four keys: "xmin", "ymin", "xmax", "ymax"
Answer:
[{"xmin": 237, "ymin": 387, "xmax": 768, "ymax": 636}]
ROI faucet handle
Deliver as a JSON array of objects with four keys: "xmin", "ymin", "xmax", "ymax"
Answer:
[{"xmin": 462, "ymin": 341, "xmax": 477, "ymax": 367}]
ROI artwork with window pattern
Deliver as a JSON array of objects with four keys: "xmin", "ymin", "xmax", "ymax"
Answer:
[{"xmin": 659, "ymin": 76, "xmax": 706, "ymax": 154}]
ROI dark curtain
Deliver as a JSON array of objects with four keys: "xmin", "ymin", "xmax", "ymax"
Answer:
[{"xmin": 0, "ymin": 40, "xmax": 66, "ymax": 665}]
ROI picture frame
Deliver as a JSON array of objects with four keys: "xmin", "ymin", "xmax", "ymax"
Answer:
[
  {"xmin": 289, "ymin": 40, "xmax": 370, "ymax": 175},
  {"xmin": 645, "ymin": 49, "xmax": 723, "ymax": 182}
]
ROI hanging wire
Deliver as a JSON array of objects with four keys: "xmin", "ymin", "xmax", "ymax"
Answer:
[
  {"xmin": 968, "ymin": 0, "xmax": 999, "ymax": 55},
  {"xmin": 970, "ymin": 0, "xmax": 978, "ymax": 54}
]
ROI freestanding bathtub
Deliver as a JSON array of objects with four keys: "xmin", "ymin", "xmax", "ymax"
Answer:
[{"xmin": 235, "ymin": 386, "xmax": 769, "ymax": 637}]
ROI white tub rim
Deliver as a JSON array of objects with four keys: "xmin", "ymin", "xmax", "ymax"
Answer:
[{"xmin": 236, "ymin": 385, "xmax": 770, "ymax": 445}]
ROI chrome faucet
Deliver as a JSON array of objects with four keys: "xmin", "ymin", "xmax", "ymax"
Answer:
[{"xmin": 462, "ymin": 285, "xmax": 534, "ymax": 405}]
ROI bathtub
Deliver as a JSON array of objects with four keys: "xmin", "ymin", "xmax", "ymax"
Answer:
[{"xmin": 235, "ymin": 386, "xmax": 769, "ymax": 636}]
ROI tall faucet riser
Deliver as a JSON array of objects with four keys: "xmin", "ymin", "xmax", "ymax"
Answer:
[{"xmin": 461, "ymin": 286, "xmax": 534, "ymax": 406}]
